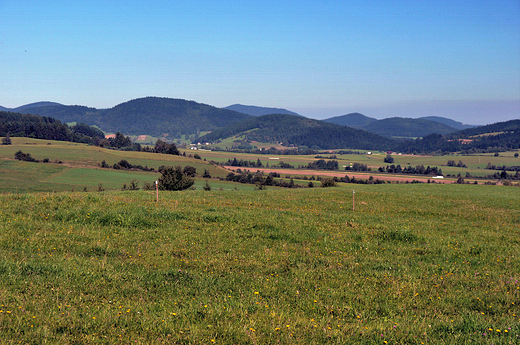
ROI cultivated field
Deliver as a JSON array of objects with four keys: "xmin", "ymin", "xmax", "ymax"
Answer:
[
  {"xmin": 0, "ymin": 184, "xmax": 518, "ymax": 344},
  {"xmin": 2, "ymin": 138, "xmax": 519, "ymax": 193}
]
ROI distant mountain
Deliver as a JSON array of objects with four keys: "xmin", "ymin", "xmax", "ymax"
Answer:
[
  {"xmin": 447, "ymin": 119, "xmax": 520, "ymax": 138},
  {"xmin": 323, "ymin": 113, "xmax": 377, "ymax": 128},
  {"xmin": 419, "ymin": 116, "xmax": 475, "ymax": 130},
  {"xmin": 324, "ymin": 114, "xmax": 458, "ymax": 137},
  {"xmin": 0, "ymin": 106, "xmax": 10, "ymax": 111},
  {"xmin": 13, "ymin": 101, "xmax": 63, "ymax": 112},
  {"xmin": 99, "ymin": 97, "xmax": 252, "ymax": 137},
  {"xmin": 362, "ymin": 117, "xmax": 458, "ymax": 137},
  {"xmin": 198, "ymin": 113, "xmax": 396, "ymax": 150},
  {"xmin": 397, "ymin": 119, "xmax": 520, "ymax": 154},
  {"xmin": 12, "ymin": 97, "xmax": 253, "ymax": 137},
  {"xmin": 224, "ymin": 104, "xmax": 300, "ymax": 117},
  {"xmin": 18, "ymin": 104, "xmax": 99, "ymax": 124},
  {"xmin": 5, "ymin": 98, "xmax": 504, "ymax": 142}
]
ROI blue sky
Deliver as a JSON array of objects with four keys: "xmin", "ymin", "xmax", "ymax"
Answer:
[{"xmin": 1, "ymin": 0, "xmax": 519, "ymax": 124}]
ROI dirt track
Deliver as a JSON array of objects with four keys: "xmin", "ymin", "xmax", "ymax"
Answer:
[{"xmin": 223, "ymin": 166, "xmax": 452, "ymax": 184}]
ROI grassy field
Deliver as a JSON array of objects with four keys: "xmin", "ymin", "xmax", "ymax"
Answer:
[
  {"xmin": 0, "ymin": 184, "xmax": 518, "ymax": 344},
  {"xmin": 3, "ymin": 138, "xmax": 519, "ymax": 192},
  {"xmin": 187, "ymin": 148, "xmax": 520, "ymax": 182},
  {"xmin": 0, "ymin": 138, "xmax": 243, "ymax": 193}
]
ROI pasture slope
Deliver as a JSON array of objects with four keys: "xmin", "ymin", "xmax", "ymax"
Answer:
[
  {"xmin": 0, "ymin": 184, "xmax": 518, "ymax": 344},
  {"xmin": 0, "ymin": 138, "xmax": 237, "ymax": 193}
]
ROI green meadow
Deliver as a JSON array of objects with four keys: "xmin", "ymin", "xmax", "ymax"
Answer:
[
  {"xmin": 0, "ymin": 184, "xmax": 519, "ymax": 344},
  {"xmin": 1, "ymin": 138, "xmax": 519, "ymax": 343},
  {"xmin": 0, "ymin": 138, "xmax": 236, "ymax": 193}
]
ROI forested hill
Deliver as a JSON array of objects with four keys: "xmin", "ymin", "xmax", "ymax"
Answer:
[
  {"xmin": 0, "ymin": 111, "xmax": 104, "ymax": 144},
  {"xmin": 362, "ymin": 117, "xmax": 458, "ymax": 137},
  {"xmin": 419, "ymin": 116, "xmax": 475, "ymax": 130},
  {"xmin": 323, "ymin": 113, "xmax": 377, "ymax": 128},
  {"xmin": 198, "ymin": 114, "xmax": 396, "ymax": 150},
  {"xmin": 446, "ymin": 119, "xmax": 520, "ymax": 138},
  {"xmin": 223, "ymin": 104, "xmax": 300, "ymax": 117},
  {"xmin": 98, "ymin": 97, "xmax": 252, "ymax": 137},
  {"xmin": 15, "ymin": 104, "xmax": 100, "ymax": 124},
  {"xmin": 15, "ymin": 97, "xmax": 253, "ymax": 138},
  {"xmin": 12, "ymin": 102, "xmax": 64, "ymax": 112},
  {"xmin": 396, "ymin": 119, "xmax": 520, "ymax": 154},
  {"xmin": 324, "ymin": 114, "xmax": 458, "ymax": 137}
]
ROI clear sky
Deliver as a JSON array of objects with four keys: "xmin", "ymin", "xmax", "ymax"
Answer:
[{"xmin": 1, "ymin": 0, "xmax": 519, "ymax": 124}]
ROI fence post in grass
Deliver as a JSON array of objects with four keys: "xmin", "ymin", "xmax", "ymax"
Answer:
[
  {"xmin": 155, "ymin": 180, "xmax": 159, "ymax": 202},
  {"xmin": 352, "ymin": 190, "xmax": 355, "ymax": 212}
]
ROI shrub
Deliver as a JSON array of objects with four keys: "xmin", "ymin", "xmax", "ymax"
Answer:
[
  {"xmin": 2, "ymin": 134, "xmax": 12, "ymax": 145},
  {"xmin": 183, "ymin": 166, "xmax": 197, "ymax": 177},
  {"xmin": 129, "ymin": 180, "xmax": 139, "ymax": 190},
  {"xmin": 14, "ymin": 150, "xmax": 36, "ymax": 162},
  {"xmin": 320, "ymin": 178, "xmax": 337, "ymax": 188},
  {"xmin": 142, "ymin": 182, "xmax": 155, "ymax": 191},
  {"xmin": 158, "ymin": 166, "xmax": 195, "ymax": 191},
  {"xmin": 384, "ymin": 154, "xmax": 394, "ymax": 163}
]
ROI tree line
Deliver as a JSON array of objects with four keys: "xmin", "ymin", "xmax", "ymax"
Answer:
[
  {"xmin": 1, "ymin": 111, "xmax": 184, "ymax": 156},
  {"xmin": 1, "ymin": 111, "xmax": 104, "ymax": 144},
  {"xmin": 378, "ymin": 164, "xmax": 443, "ymax": 176}
]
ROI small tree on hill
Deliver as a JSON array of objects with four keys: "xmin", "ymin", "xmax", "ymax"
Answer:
[
  {"xmin": 384, "ymin": 154, "xmax": 394, "ymax": 164},
  {"xmin": 183, "ymin": 166, "xmax": 197, "ymax": 177},
  {"xmin": 154, "ymin": 139, "xmax": 179, "ymax": 155},
  {"xmin": 158, "ymin": 166, "xmax": 195, "ymax": 191}
]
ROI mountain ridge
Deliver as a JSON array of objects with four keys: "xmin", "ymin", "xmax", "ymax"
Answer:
[
  {"xmin": 324, "ymin": 113, "xmax": 462, "ymax": 137},
  {"xmin": 0, "ymin": 98, "xmax": 498, "ymax": 139},
  {"xmin": 223, "ymin": 104, "xmax": 300, "ymax": 117},
  {"xmin": 6, "ymin": 97, "xmax": 253, "ymax": 138}
]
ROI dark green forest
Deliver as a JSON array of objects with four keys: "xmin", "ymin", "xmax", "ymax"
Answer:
[
  {"xmin": 17, "ymin": 97, "xmax": 252, "ymax": 138},
  {"xmin": 198, "ymin": 114, "xmax": 396, "ymax": 151},
  {"xmin": 397, "ymin": 121, "xmax": 520, "ymax": 154},
  {"xmin": 0, "ymin": 111, "xmax": 103, "ymax": 144},
  {"xmin": 3, "ymin": 102, "xmax": 519, "ymax": 155}
]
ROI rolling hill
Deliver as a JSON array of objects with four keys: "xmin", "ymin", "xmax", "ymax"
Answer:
[
  {"xmin": 223, "ymin": 104, "xmax": 300, "ymax": 117},
  {"xmin": 419, "ymin": 116, "xmax": 475, "ymax": 130},
  {"xmin": 13, "ymin": 101, "xmax": 64, "ymax": 112},
  {"xmin": 198, "ymin": 113, "xmax": 396, "ymax": 150},
  {"xmin": 98, "ymin": 97, "xmax": 252, "ymax": 137},
  {"xmin": 3, "ymin": 98, "xmax": 507, "ymax": 145},
  {"xmin": 396, "ymin": 119, "xmax": 520, "ymax": 154},
  {"xmin": 446, "ymin": 119, "xmax": 520, "ymax": 138},
  {"xmin": 324, "ymin": 114, "xmax": 458, "ymax": 137},
  {"xmin": 362, "ymin": 117, "xmax": 458, "ymax": 137},
  {"xmin": 14, "ymin": 104, "xmax": 100, "ymax": 124},
  {"xmin": 10, "ymin": 97, "xmax": 253, "ymax": 138},
  {"xmin": 323, "ymin": 113, "xmax": 377, "ymax": 128}
]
